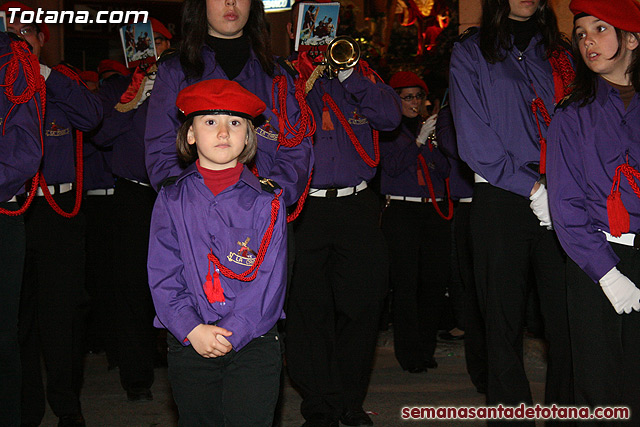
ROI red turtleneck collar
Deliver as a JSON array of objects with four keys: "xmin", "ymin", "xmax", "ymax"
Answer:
[{"xmin": 196, "ymin": 160, "xmax": 243, "ymax": 196}]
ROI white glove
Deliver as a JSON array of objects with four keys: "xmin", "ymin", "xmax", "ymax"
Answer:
[
  {"xmin": 135, "ymin": 74, "xmax": 156, "ymax": 108},
  {"xmin": 39, "ymin": 64, "xmax": 51, "ymax": 81},
  {"xmin": 529, "ymin": 183, "xmax": 552, "ymax": 229},
  {"xmin": 599, "ymin": 267, "xmax": 640, "ymax": 314},
  {"xmin": 337, "ymin": 68, "xmax": 354, "ymax": 82},
  {"xmin": 416, "ymin": 114, "xmax": 437, "ymax": 146}
]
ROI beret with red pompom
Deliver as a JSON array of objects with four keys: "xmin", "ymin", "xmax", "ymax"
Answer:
[
  {"xmin": 389, "ymin": 71, "xmax": 429, "ymax": 95},
  {"xmin": 176, "ymin": 79, "xmax": 267, "ymax": 121},
  {"xmin": 0, "ymin": 1, "xmax": 50, "ymax": 43},
  {"xmin": 569, "ymin": 0, "xmax": 640, "ymax": 33}
]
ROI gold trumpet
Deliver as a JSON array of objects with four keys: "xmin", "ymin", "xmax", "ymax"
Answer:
[{"xmin": 324, "ymin": 36, "xmax": 360, "ymax": 77}]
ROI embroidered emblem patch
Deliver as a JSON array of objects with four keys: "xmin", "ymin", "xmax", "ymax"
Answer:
[
  {"xmin": 348, "ymin": 109, "xmax": 368, "ymax": 125},
  {"xmin": 227, "ymin": 237, "xmax": 257, "ymax": 266},
  {"xmin": 45, "ymin": 120, "xmax": 70, "ymax": 137},
  {"xmin": 256, "ymin": 119, "xmax": 279, "ymax": 141}
]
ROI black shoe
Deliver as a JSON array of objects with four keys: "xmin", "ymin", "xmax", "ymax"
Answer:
[
  {"xmin": 424, "ymin": 357, "xmax": 438, "ymax": 369},
  {"xmin": 438, "ymin": 331, "xmax": 465, "ymax": 341},
  {"xmin": 58, "ymin": 414, "xmax": 86, "ymax": 427},
  {"xmin": 127, "ymin": 387, "xmax": 153, "ymax": 402},
  {"xmin": 406, "ymin": 366, "xmax": 425, "ymax": 373},
  {"xmin": 340, "ymin": 409, "xmax": 373, "ymax": 426}
]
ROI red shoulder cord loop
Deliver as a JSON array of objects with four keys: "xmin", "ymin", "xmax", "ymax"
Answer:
[
  {"xmin": 321, "ymin": 92, "xmax": 380, "ymax": 167},
  {"xmin": 33, "ymin": 64, "xmax": 87, "ymax": 218},
  {"xmin": 0, "ymin": 40, "xmax": 46, "ymax": 216},
  {"xmin": 417, "ymin": 153, "xmax": 453, "ymax": 220},
  {"xmin": 530, "ymin": 50, "xmax": 575, "ymax": 175},
  {"xmin": 607, "ymin": 156, "xmax": 640, "ymax": 237},
  {"xmin": 204, "ymin": 190, "xmax": 282, "ymax": 303}
]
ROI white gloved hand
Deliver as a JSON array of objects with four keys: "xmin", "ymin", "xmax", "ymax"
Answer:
[
  {"xmin": 337, "ymin": 68, "xmax": 353, "ymax": 82},
  {"xmin": 416, "ymin": 114, "xmax": 437, "ymax": 146},
  {"xmin": 135, "ymin": 74, "xmax": 156, "ymax": 108},
  {"xmin": 599, "ymin": 267, "xmax": 640, "ymax": 314},
  {"xmin": 39, "ymin": 64, "xmax": 51, "ymax": 81},
  {"xmin": 529, "ymin": 183, "xmax": 552, "ymax": 229}
]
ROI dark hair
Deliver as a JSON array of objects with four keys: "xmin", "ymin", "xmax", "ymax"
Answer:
[
  {"xmin": 179, "ymin": 0, "xmax": 276, "ymax": 81},
  {"xmin": 176, "ymin": 116, "xmax": 258, "ymax": 165},
  {"xmin": 479, "ymin": 0, "xmax": 564, "ymax": 63},
  {"xmin": 566, "ymin": 28, "xmax": 640, "ymax": 106}
]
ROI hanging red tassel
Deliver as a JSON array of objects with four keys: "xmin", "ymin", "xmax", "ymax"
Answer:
[
  {"xmin": 417, "ymin": 169, "xmax": 426, "ymax": 186},
  {"xmin": 607, "ymin": 190, "xmax": 629, "ymax": 237},
  {"xmin": 322, "ymin": 106, "xmax": 334, "ymax": 131},
  {"xmin": 539, "ymin": 138, "xmax": 547, "ymax": 175},
  {"xmin": 203, "ymin": 254, "xmax": 225, "ymax": 303}
]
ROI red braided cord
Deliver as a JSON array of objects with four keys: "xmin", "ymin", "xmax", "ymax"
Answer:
[
  {"xmin": 286, "ymin": 170, "xmax": 312, "ymax": 223},
  {"xmin": 37, "ymin": 129, "xmax": 84, "ymax": 218},
  {"xmin": 322, "ymin": 92, "xmax": 379, "ymax": 167},
  {"xmin": 271, "ymin": 75, "xmax": 314, "ymax": 148},
  {"xmin": 207, "ymin": 192, "xmax": 281, "ymax": 281},
  {"xmin": 417, "ymin": 154, "xmax": 453, "ymax": 220},
  {"xmin": 0, "ymin": 41, "xmax": 46, "ymax": 216},
  {"xmin": 619, "ymin": 164, "xmax": 640, "ymax": 199},
  {"xmin": 52, "ymin": 63, "xmax": 90, "ymax": 90}
]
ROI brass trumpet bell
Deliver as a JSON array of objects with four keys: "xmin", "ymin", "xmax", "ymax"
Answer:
[{"xmin": 325, "ymin": 36, "xmax": 360, "ymax": 73}]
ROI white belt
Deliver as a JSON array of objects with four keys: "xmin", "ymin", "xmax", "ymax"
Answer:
[
  {"xmin": 386, "ymin": 195, "xmax": 442, "ymax": 203},
  {"xmin": 602, "ymin": 230, "xmax": 639, "ymax": 248},
  {"xmin": 309, "ymin": 181, "xmax": 367, "ymax": 198},
  {"xmin": 86, "ymin": 188, "xmax": 115, "ymax": 196},
  {"xmin": 31, "ymin": 183, "xmax": 73, "ymax": 196},
  {"xmin": 124, "ymin": 178, "xmax": 151, "ymax": 188},
  {"xmin": 459, "ymin": 197, "xmax": 473, "ymax": 203},
  {"xmin": 474, "ymin": 173, "xmax": 488, "ymax": 184}
]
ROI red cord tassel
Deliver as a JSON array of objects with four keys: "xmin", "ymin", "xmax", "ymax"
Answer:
[
  {"xmin": 322, "ymin": 106, "xmax": 334, "ymax": 131},
  {"xmin": 607, "ymin": 190, "xmax": 629, "ymax": 237},
  {"xmin": 539, "ymin": 138, "xmax": 547, "ymax": 175},
  {"xmin": 203, "ymin": 257, "xmax": 225, "ymax": 303}
]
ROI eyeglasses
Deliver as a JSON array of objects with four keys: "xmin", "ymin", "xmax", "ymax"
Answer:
[
  {"xmin": 7, "ymin": 25, "xmax": 38, "ymax": 37},
  {"xmin": 400, "ymin": 93, "xmax": 426, "ymax": 101}
]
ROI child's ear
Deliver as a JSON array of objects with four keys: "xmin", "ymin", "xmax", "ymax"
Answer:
[
  {"xmin": 187, "ymin": 125, "xmax": 196, "ymax": 146},
  {"xmin": 626, "ymin": 33, "xmax": 639, "ymax": 51}
]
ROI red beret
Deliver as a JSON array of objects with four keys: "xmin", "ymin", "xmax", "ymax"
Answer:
[
  {"xmin": 176, "ymin": 79, "xmax": 266, "ymax": 120},
  {"xmin": 97, "ymin": 59, "xmax": 131, "ymax": 77},
  {"xmin": 389, "ymin": 71, "xmax": 429, "ymax": 95},
  {"xmin": 79, "ymin": 70, "xmax": 99, "ymax": 83},
  {"xmin": 0, "ymin": 1, "xmax": 50, "ymax": 43},
  {"xmin": 150, "ymin": 17, "xmax": 172, "ymax": 40},
  {"xmin": 569, "ymin": 0, "xmax": 640, "ymax": 33}
]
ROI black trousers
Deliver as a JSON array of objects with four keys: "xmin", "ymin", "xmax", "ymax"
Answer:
[
  {"xmin": 82, "ymin": 193, "xmax": 117, "ymax": 366},
  {"xmin": 381, "ymin": 199, "xmax": 450, "ymax": 371},
  {"xmin": 20, "ymin": 193, "xmax": 88, "ymax": 424},
  {"xmin": 567, "ymin": 243, "xmax": 640, "ymax": 426},
  {"xmin": 454, "ymin": 201, "xmax": 488, "ymax": 391},
  {"xmin": 471, "ymin": 184, "xmax": 573, "ymax": 425},
  {"xmin": 286, "ymin": 188, "xmax": 388, "ymax": 421},
  {"xmin": 0, "ymin": 202, "xmax": 26, "ymax": 427},
  {"xmin": 112, "ymin": 178, "xmax": 157, "ymax": 391},
  {"xmin": 167, "ymin": 327, "xmax": 281, "ymax": 427}
]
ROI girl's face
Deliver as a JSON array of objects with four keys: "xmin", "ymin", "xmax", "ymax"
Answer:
[
  {"xmin": 575, "ymin": 15, "xmax": 639, "ymax": 85},
  {"xmin": 399, "ymin": 87, "xmax": 425, "ymax": 118},
  {"xmin": 206, "ymin": 0, "xmax": 251, "ymax": 39},
  {"xmin": 508, "ymin": 0, "xmax": 540, "ymax": 22},
  {"xmin": 188, "ymin": 114, "xmax": 248, "ymax": 170}
]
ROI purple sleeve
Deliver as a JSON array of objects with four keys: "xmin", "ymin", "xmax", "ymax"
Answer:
[
  {"xmin": 380, "ymin": 129, "xmax": 422, "ymax": 177},
  {"xmin": 46, "ymin": 70, "xmax": 103, "ymax": 132},
  {"xmin": 148, "ymin": 190, "xmax": 204, "ymax": 342},
  {"xmin": 144, "ymin": 62, "xmax": 184, "ymax": 191},
  {"xmin": 449, "ymin": 42, "xmax": 538, "ymax": 197},
  {"xmin": 341, "ymin": 68, "xmax": 402, "ymax": 131},
  {"xmin": 91, "ymin": 76, "xmax": 134, "ymax": 148},
  {"xmin": 216, "ymin": 196, "xmax": 287, "ymax": 351},
  {"xmin": 547, "ymin": 109, "xmax": 618, "ymax": 283}
]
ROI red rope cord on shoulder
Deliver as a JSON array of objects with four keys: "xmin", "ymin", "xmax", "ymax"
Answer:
[
  {"xmin": 207, "ymin": 190, "xmax": 281, "ymax": 282},
  {"xmin": 322, "ymin": 92, "xmax": 380, "ymax": 167},
  {"xmin": 0, "ymin": 41, "xmax": 46, "ymax": 216},
  {"xmin": 271, "ymin": 75, "xmax": 314, "ymax": 148},
  {"xmin": 417, "ymin": 153, "xmax": 453, "ymax": 220},
  {"xmin": 530, "ymin": 49, "xmax": 575, "ymax": 174}
]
